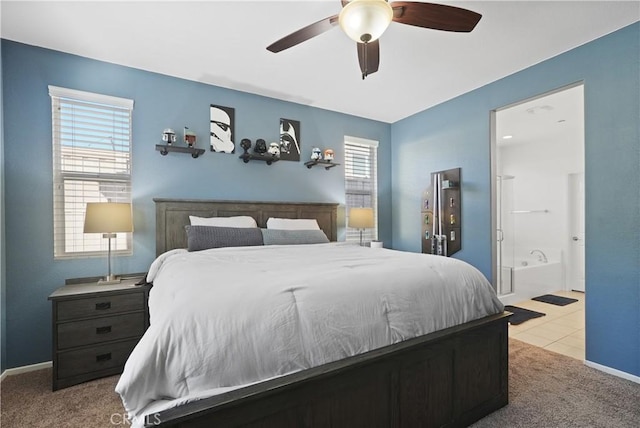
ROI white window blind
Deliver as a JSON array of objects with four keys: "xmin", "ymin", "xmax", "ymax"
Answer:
[
  {"xmin": 49, "ymin": 86, "xmax": 134, "ymax": 259},
  {"xmin": 345, "ymin": 137, "xmax": 378, "ymax": 243}
]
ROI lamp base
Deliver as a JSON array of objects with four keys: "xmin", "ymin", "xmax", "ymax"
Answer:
[{"xmin": 98, "ymin": 275, "xmax": 122, "ymax": 285}]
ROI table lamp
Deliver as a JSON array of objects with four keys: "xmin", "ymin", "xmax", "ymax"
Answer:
[
  {"xmin": 84, "ymin": 202, "xmax": 133, "ymax": 284},
  {"xmin": 349, "ymin": 207, "xmax": 374, "ymax": 246}
]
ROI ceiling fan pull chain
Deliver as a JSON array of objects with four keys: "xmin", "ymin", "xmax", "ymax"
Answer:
[{"xmin": 362, "ymin": 41, "xmax": 368, "ymax": 80}]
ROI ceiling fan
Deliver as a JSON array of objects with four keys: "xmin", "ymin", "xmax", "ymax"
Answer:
[{"xmin": 267, "ymin": 0, "xmax": 482, "ymax": 80}]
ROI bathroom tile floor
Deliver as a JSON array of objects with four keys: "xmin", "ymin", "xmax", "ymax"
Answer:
[{"xmin": 508, "ymin": 290, "xmax": 585, "ymax": 360}]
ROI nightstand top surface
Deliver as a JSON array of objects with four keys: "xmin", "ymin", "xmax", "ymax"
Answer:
[{"xmin": 49, "ymin": 277, "xmax": 147, "ymax": 299}]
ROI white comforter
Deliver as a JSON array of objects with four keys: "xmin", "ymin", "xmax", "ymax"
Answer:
[{"xmin": 116, "ymin": 243, "xmax": 503, "ymax": 424}]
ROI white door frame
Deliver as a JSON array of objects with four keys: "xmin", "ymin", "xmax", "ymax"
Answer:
[{"xmin": 490, "ymin": 81, "xmax": 585, "ymax": 295}]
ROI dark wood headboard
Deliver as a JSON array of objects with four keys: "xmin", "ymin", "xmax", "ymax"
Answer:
[{"xmin": 154, "ymin": 198, "xmax": 339, "ymax": 256}]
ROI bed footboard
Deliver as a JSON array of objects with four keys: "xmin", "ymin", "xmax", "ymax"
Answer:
[{"xmin": 146, "ymin": 312, "xmax": 509, "ymax": 427}]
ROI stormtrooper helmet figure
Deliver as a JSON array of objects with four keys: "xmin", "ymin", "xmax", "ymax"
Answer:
[
  {"xmin": 268, "ymin": 142, "xmax": 281, "ymax": 157},
  {"xmin": 311, "ymin": 147, "xmax": 323, "ymax": 161},
  {"xmin": 162, "ymin": 128, "xmax": 176, "ymax": 145}
]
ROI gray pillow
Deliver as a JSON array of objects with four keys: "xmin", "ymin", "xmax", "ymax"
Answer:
[
  {"xmin": 185, "ymin": 225, "xmax": 264, "ymax": 252},
  {"xmin": 261, "ymin": 229, "xmax": 330, "ymax": 245}
]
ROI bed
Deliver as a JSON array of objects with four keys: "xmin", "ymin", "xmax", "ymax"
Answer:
[{"xmin": 118, "ymin": 199, "xmax": 509, "ymax": 427}]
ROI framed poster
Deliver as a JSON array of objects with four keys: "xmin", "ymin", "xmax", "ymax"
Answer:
[
  {"xmin": 210, "ymin": 105, "xmax": 235, "ymax": 153},
  {"xmin": 279, "ymin": 118, "xmax": 300, "ymax": 161}
]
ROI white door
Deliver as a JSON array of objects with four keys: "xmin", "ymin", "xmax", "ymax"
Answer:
[{"xmin": 568, "ymin": 173, "xmax": 585, "ymax": 292}]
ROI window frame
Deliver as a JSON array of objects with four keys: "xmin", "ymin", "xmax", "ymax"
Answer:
[
  {"xmin": 344, "ymin": 136, "xmax": 379, "ymax": 244},
  {"xmin": 49, "ymin": 86, "xmax": 134, "ymax": 260}
]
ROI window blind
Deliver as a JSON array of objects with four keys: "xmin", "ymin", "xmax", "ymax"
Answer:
[
  {"xmin": 49, "ymin": 86, "xmax": 133, "ymax": 259},
  {"xmin": 344, "ymin": 137, "xmax": 378, "ymax": 243}
]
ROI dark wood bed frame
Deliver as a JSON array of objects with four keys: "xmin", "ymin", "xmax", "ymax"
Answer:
[{"xmin": 147, "ymin": 199, "xmax": 509, "ymax": 427}]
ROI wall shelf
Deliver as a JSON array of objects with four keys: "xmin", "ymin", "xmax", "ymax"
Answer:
[
  {"xmin": 304, "ymin": 160, "xmax": 340, "ymax": 170},
  {"xmin": 156, "ymin": 144, "xmax": 205, "ymax": 158},
  {"xmin": 239, "ymin": 153, "xmax": 279, "ymax": 165},
  {"xmin": 421, "ymin": 167, "xmax": 462, "ymax": 257}
]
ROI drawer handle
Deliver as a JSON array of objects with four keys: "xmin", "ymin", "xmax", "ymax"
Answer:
[
  {"xmin": 95, "ymin": 302, "xmax": 111, "ymax": 310},
  {"xmin": 96, "ymin": 326, "xmax": 112, "ymax": 335},
  {"xmin": 96, "ymin": 353, "xmax": 112, "ymax": 362}
]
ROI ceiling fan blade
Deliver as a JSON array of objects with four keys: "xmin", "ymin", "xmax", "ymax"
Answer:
[
  {"xmin": 267, "ymin": 14, "xmax": 339, "ymax": 53},
  {"xmin": 357, "ymin": 40, "xmax": 380, "ymax": 80},
  {"xmin": 341, "ymin": 0, "xmax": 350, "ymax": 6},
  {"xmin": 390, "ymin": 2, "xmax": 481, "ymax": 32}
]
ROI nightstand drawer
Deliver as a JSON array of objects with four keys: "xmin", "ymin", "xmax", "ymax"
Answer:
[
  {"xmin": 57, "ymin": 338, "xmax": 139, "ymax": 379},
  {"xmin": 57, "ymin": 312, "xmax": 145, "ymax": 350},
  {"xmin": 57, "ymin": 292, "xmax": 145, "ymax": 321}
]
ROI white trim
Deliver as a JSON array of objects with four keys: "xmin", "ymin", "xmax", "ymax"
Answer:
[
  {"xmin": 584, "ymin": 360, "xmax": 640, "ymax": 384},
  {"xmin": 48, "ymin": 85, "xmax": 134, "ymax": 110},
  {"xmin": 344, "ymin": 135, "xmax": 379, "ymax": 148},
  {"xmin": 0, "ymin": 361, "xmax": 52, "ymax": 381}
]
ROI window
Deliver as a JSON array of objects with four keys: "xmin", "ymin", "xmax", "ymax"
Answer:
[
  {"xmin": 49, "ymin": 86, "xmax": 133, "ymax": 259},
  {"xmin": 344, "ymin": 136, "xmax": 378, "ymax": 243}
]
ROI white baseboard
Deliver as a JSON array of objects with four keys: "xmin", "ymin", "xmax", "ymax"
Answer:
[
  {"xmin": 0, "ymin": 361, "xmax": 52, "ymax": 382},
  {"xmin": 584, "ymin": 359, "xmax": 640, "ymax": 384}
]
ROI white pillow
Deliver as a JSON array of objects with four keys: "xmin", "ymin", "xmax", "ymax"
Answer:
[
  {"xmin": 189, "ymin": 215, "xmax": 258, "ymax": 228},
  {"xmin": 266, "ymin": 218, "xmax": 320, "ymax": 230}
]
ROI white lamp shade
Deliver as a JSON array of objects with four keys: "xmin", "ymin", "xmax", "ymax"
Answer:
[
  {"xmin": 349, "ymin": 207, "xmax": 375, "ymax": 229},
  {"xmin": 84, "ymin": 202, "xmax": 133, "ymax": 233},
  {"xmin": 339, "ymin": 0, "xmax": 393, "ymax": 43}
]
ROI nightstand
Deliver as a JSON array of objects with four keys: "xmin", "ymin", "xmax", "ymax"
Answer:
[{"xmin": 48, "ymin": 277, "xmax": 150, "ymax": 391}]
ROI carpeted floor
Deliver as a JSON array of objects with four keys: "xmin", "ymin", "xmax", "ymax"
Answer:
[
  {"xmin": 0, "ymin": 368, "xmax": 124, "ymax": 427},
  {"xmin": 471, "ymin": 339, "xmax": 640, "ymax": 427},
  {"xmin": 1, "ymin": 339, "xmax": 639, "ymax": 427}
]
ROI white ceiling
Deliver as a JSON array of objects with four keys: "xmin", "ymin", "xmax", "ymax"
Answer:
[
  {"xmin": 1, "ymin": 1, "xmax": 638, "ymax": 123},
  {"xmin": 496, "ymin": 84, "xmax": 584, "ymax": 147}
]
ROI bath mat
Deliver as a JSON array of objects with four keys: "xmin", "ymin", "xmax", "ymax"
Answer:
[
  {"xmin": 504, "ymin": 305, "xmax": 546, "ymax": 325},
  {"xmin": 532, "ymin": 294, "xmax": 578, "ymax": 306}
]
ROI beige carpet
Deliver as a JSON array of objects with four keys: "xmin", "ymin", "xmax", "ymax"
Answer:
[
  {"xmin": 1, "ymin": 368, "xmax": 124, "ymax": 427},
  {"xmin": 1, "ymin": 339, "xmax": 639, "ymax": 427},
  {"xmin": 472, "ymin": 339, "xmax": 640, "ymax": 427}
]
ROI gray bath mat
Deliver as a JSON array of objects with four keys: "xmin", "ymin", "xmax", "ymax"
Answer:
[
  {"xmin": 504, "ymin": 305, "xmax": 546, "ymax": 325},
  {"xmin": 532, "ymin": 294, "xmax": 578, "ymax": 306}
]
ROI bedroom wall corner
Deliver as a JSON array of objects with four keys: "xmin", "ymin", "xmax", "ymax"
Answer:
[
  {"xmin": 0, "ymin": 39, "xmax": 392, "ymax": 369},
  {"xmin": 1, "ymin": 37, "xmax": 7, "ymax": 373},
  {"xmin": 390, "ymin": 22, "xmax": 640, "ymax": 378}
]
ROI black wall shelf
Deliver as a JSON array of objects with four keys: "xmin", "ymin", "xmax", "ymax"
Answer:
[
  {"xmin": 421, "ymin": 167, "xmax": 462, "ymax": 257},
  {"xmin": 239, "ymin": 153, "xmax": 280, "ymax": 165},
  {"xmin": 156, "ymin": 144, "xmax": 205, "ymax": 158},
  {"xmin": 304, "ymin": 160, "xmax": 340, "ymax": 170}
]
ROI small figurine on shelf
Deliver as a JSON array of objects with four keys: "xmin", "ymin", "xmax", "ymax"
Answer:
[
  {"xmin": 240, "ymin": 138, "xmax": 252, "ymax": 154},
  {"xmin": 162, "ymin": 128, "xmax": 176, "ymax": 145},
  {"xmin": 311, "ymin": 147, "xmax": 323, "ymax": 161},
  {"xmin": 183, "ymin": 127, "xmax": 197, "ymax": 147},
  {"xmin": 268, "ymin": 142, "xmax": 281, "ymax": 158},
  {"xmin": 323, "ymin": 148, "xmax": 335, "ymax": 162},
  {"xmin": 254, "ymin": 139, "xmax": 267, "ymax": 154}
]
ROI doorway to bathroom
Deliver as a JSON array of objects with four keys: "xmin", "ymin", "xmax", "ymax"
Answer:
[
  {"xmin": 491, "ymin": 83, "xmax": 585, "ymax": 304},
  {"xmin": 491, "ymin": 84, "xmax": 586, "ymax": 360}
]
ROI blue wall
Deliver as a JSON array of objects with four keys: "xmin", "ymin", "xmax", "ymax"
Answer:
[
  {"xmin": 0, "ymin": 38, "xmax": 6, "ymax": 372},
  {"xmin": 391, "ymin": 23, "xmax": 640, "ymax": 377},
  {"xmin": 0, "ymin": 40, "xmax": 391, "ymax": 368}
]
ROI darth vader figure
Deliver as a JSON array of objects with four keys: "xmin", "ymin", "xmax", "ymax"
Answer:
[{"xmin": 254, "ymin": 139, "xmax": 267, "ymax": 154}]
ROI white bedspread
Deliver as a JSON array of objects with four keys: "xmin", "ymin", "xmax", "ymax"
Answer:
[{"xmin": 116, "ymin": 243, "xmax": 503, "ymax": 424}]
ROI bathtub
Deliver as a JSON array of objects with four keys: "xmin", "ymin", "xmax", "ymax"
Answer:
[{"xmin": 498, "ymin": 258, "xmax": 564, "ymax": 306}]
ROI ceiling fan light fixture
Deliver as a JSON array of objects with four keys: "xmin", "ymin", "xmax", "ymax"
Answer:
[{"xmin": 339, "ymin": 0, "xmax": 393, "ymax": 43}]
